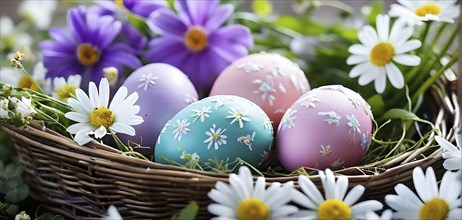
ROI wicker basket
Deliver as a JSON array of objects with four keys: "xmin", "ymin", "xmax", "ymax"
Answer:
[{"xmin": 1, "ymin": 76, "xmax": 459, "ymax": 219}]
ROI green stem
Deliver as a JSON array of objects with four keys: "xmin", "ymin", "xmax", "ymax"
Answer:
[
  {"xmin": 417, "ymin": 21, "xmax": 432, "ymax": 53},
  {"xmin": 425, "ymin": 25, "xmax": 460, "ymax": 73},
  {"xmin": 411, "ymin": 49, "xmax": 459, "ymax": 103},
  {"xmin": 405, "ymin": 23, "xmax": 447, "ymax": 82},
  {"xmin": 20, "ymin": 66, "xmax": 45, "ymax": 94}
]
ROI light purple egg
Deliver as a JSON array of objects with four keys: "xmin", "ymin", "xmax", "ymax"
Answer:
[
  {"xmin": 119, "ymin": 63, "xmax": 198, "ymax": 156},
  {"xmin": 276, "ymin": 85, "xmax": 373, "ymax": 171}
]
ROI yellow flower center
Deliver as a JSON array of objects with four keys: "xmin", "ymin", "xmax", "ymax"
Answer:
[
  {"xmin": 212, "ymin": 134, "xmax": 220, "ymax": 140},
  {"xmin": 370, "ymin": 42, "xmax": 395, "ymax": 66},
  {"xmin": 77, "ymin": 43, "xmax": 100, "ymax": 66},
  {"xmin": 56, "ymin": 85, "xmax": 76, "ymax": 101},
  {"xmin": 114, "ymin": 0, "xmax": 125, "ymax": 8},
  {"xmin": 318, "ymin": 199, "xmax": 352, "ymax": 220},
  {"xmin": 18, "ymin": 75, "xmax": 39, "ymax": 91},
  {"xmin": 89, "ymin": 107, "xmax": 115, "ymax": 128},
  {"xmin": 237, "ymin": 198, "xmax": 270, "ymax": 220},
  {"xmin": 184, "ymin": 27, "xmax": 208, "ymax": 52},
  {"xmin": 415, "ymin": 4, "xmax": 441, "ymax": 17},
  {"xmin": 419, "ymin": 198, "xmax": 449, "ymax": 220}
]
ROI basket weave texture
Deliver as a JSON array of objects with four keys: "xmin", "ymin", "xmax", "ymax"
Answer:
[{"xmin": 1, "ymin": 77, "xmax": 459, "ymax": 219}]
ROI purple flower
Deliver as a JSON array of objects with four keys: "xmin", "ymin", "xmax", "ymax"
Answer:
[
  {"xmin": 40, "ymin": 6, "xmax": 141, "ymax": 90},
  {"xmin": 145, "ymin": 0, "xmax": 253, "ymax": 94},
  {"xmin": 95, "ymin": 0, "xmax": 168, "ymax": 18}
]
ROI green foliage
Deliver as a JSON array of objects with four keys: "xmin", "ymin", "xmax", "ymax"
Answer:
[
  {"xmin": 252, "ymin": 0, "xmax": 272, "ymax": 18},
  {"xmin": 363, "ymin": 0, "xmax": 383, "ymax": 26},
  {"xmin": 171, "ymin": 201, "xmax": 198, "ymax": 220}
]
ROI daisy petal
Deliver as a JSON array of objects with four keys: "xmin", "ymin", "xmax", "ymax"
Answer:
[
  {"xmin": 393, "ymin": 54, "xmax": 421, "ymax": 66},
  {"xmin": 395, "ymin": 39, "xmax": 421, "ymax": 54},
  {"xmin": 374, "ymin": 70, "xmax": 387, "ymax": 93},
  {"xmin": 298, "ymin": 175, "xmax": 324, "ymax": 205},
  {"xmin": 208, "ymin": 204, "xmax": 235, "ymax": 218},
  {"xmin": 344, "ymin": 185, "xmax": 365, "ymax": 206},
  {"xmin": 349, "ymin": 62, "xmax": 371, "ymax": 78},
  {"xmin": 351, "ymin": 200, "xmax": 383, "ymax": 218},
  {"xmin": 346, "ymin": 55, "xmax": 369, "ymax": 65},
  {"xmin": 385, "ymin": 63, "xmax": 404, "ymax": 89},
  {"xmin": 376, "ymin": 14, "xmax": 390, "ymax": 41},
  {"xmin": 94, "ymin": 126, "xmax": 107, "ymax": 139}
]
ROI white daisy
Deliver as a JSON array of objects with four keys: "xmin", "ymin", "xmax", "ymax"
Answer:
[
  {"xmin": 204, "ymin": 124, "xmax": 227, "ymax": 150},
  {"xmin": 347, "ymin": 15, "xmax": 422, "ymax": 93},
  {"xmin": 227, "ymin": 108, "xmax": 250, "ymax": 128},
  {"xmin": 0, "ymin": 16, "xmax": 32, "ymax": 52},
  {"xmin": 191, "ymin": 106, "xmax": 211, "ymax": 123},
  {"xmin": 435, "ymin": 135, "xmax": 461, "ymax": 171},
  {"xmin": 65, "ymin": 78, "xmax": 144, "ymax": 145},
  {"xmin": 10, "ymin": 97, "xmax": 36, "ymax": 119},
  {"xmin": 172, "ymin": 119, "xmax": 190, "ymax": 142},
  {"xmin": 365, "ymin": 210, "xmax": 393, "ymax": 220},
  {"xmin": 102, "ymin": 205, "xmax": 123, "ymax": 220},
  {"xmin": 292, "ymin": 169, "xmax": 383, "ymax": 220},
  {"xmin": 103, "ymin": 67, "xmax": 118, "ymax": 87},
  {"xmin": 208, "ymin": 166, "xmax": 298, "ymax": 219},
  {"xmin": 389, "ymin": 0, "xmax": 460, "ymax": 25},
  {"xmin": 0, "ymin": 98, "xmax": 9, "ymax": 119},
  {"xmin": 385, "ymin": 166, "xmax": 462, "ymax": 220},
  {"xmin": 0, "ymin": 62, "xmax": 50, "ymax": 93},
  {"xmin": 52, "ymin": 74, "xmax": 81, "ymax": 102}
]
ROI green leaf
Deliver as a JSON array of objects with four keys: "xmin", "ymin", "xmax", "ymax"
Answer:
[
  {"xmin": 1, "ymin": 163, "xmax": 23, "ymax": 179},
  {"xmin": 171, "ymin": 201, "xmax": 198, "ymax": 220},
  {"xmin": 252, "ymin": 0, "xmax": 272, "ymax": 17},
  {"xmin": 274, "ymin": 16, "xmax": 326, "ymax": 35},
  {"xmin": 363, "ymin": 0, "xmax": 383, "ymax": 25},
  {"xmin": 0, "ymin": 161, "xmax": 4, "ymax": 171},
  {"xmin": 382, "ymin": 109, "xmax": 420, "ymax": 121},
  {"xmin": 367, "ymin": 95, "xmax": 385, "ymax": 117},
  {"xmin": 5, "ymin": 184, "xmax": 29, "ymax": 203}
]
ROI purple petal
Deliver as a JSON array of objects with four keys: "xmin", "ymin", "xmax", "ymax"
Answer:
[
  {"xmin": 148, "ymin": 8, "xmax": 187, "ymax": 36},
  {"xmin": 210, "ymin": 24, "xmax": 254, "ymax": 49},
  {"xmin": 125, "ymin": 0, "xmax": 168, "ymax": 18},
  {"xmin": 49, "ymin": 28, "xmax": 76, "ymax": 45},
  {"xmin": 94, "ymin": 15, "xmax": 121, "ymax": 49},
  {"xmin": 68, "ymin": 7, "xmax": 89, "ymax": 43},
  {"xmin": 204, "ymin": 4, "xmax": 234, "ymax": 31},
  {"xmin": 40, "ymin": 40, "xmax": 76, "ymax": 54},
  {"xmin": 103, "ymin": 51, "xmax": 141, "ymax": 69},
  {"xmin": 175, "ymin": 0, "xmax": 218, "ymax": 26},
  {"xmin": 121, "ymin": 22, "xmax": 146, "ymax": 52},
  {"xmin": 144, "ymin": 37, "xmax": 186, "ymax": 61},
  {"xmin": 205, "ymin": 48, "xmax": 231, "ymax": 76}
]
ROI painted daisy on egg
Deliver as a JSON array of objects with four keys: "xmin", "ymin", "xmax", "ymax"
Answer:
[
  {"xmin": 65, "ymin": 78, "xmax": 144, "ymax": 145},
  {"xmin": 145, "ymin": 0, "xmax": 253, "ymax": 93},
  {"xmin": 280, "ymin": 109, "xmax": 297, "ymax": 131},
  {"xmin": 347, "ymin": 15, "xmax": 422, "ymax": 94},
  {"xmin": 227, "ymin": 108, "xmax": 250, "ymax": 128},
  {"xmin": 40, "ymin": 6, "xmax": 141, "ymax": 90},
  {"xmin": 208, "ymin": 166, "xmax": 298, "ymax": 219},
  {"xmin": 191, "ymin": 106, "xmax": 211, "ymax": 123},
  {"xmin": 435, "ymin": 135, "xmax": 461, "ymax": 171},
  {"xmin": 385, "ymin": 167, "xmax": 462, "ymax": 220},
  {"xmin": 172, "ymin": 119, "xmax": 190, "ymax": 142},
  {"xmin": 52, "ymin": 74, "xmax": 81, "ymax": 102},
  {"xmin": 204, "ymin": 124, "xmax": 227, "ymax": 150},
  {"xmin": 389, "ymin": 0, "xmax": 460, "ymax": 25},
  {"xmin": 291, "ymin": 169, "xmax": 383, "ymax": 220}
]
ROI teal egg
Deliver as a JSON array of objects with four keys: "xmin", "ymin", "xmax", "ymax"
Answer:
[{"xmin": 154, "ymin": 95, "xmax": 274, "ymax": 169}]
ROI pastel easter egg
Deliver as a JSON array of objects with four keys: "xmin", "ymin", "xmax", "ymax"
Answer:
[
  {"xmin": 155, "ymin": 95, "xmax": 273, "ymax": 169},
  {"xmin": 119, "ymin": 63, "xmax": 198, "ymax": 156},
  {"xmin": 276, "ymin": 85, "xmax": 373, "ymax": 171},
  {"xmin": 209, "ymin": 52, "xmax": 310, "ymax": 130}
]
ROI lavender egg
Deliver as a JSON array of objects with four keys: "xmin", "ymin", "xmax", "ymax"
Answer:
[
  {"xmin": 118, "ymin": 63, "xmax": 198, "ymax": 156},
  {"xmin": 277, "ymin": 85, "xmax": 373, "ymax": 171}
]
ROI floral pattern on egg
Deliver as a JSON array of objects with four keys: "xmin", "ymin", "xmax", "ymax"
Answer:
[
  {"xmin": 119, "ymin": 63, "xmax": 198, "ymax": 156},
  {"xmin": 155, "ymin": 95, "xmax": 274, "ymax": 169},
  {"xmin": 210, "ymin": 52, "xmax": 310, "ymax": 130},
  {"xmin": 277, "ymin": 85, "xmax": 373, "ymax": 171}
]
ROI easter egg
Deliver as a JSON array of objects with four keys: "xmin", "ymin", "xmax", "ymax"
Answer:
[
  {"xmin": 276, "ymin": 85, "xmax": 373, "ymax": 171},
  {"xmin": 155, "ymin": 95, "xmax": 273, "ymax": 169},
  {"xmin": 209, "ymin": 52, "xmax": 310, "ymax": 130},
  {"xmin": 118, "ymin": 63, "xmax": 198, "ymax": 156}
]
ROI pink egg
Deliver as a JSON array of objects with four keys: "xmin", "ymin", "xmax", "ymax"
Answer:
[
  {"xmin": 118, "ymin": 63, "xmax": 198, "ymax": 156},
  {"xmin": 276, "ymin": 85, "xmax": 373, "ymax": 171},
  {"xmin": 210, "ymin": 52, "xmax": 310, "ymax": 130}
]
